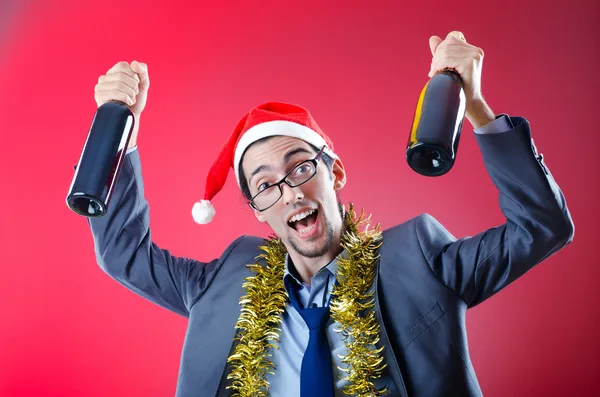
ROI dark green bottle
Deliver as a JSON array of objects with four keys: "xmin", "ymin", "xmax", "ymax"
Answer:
[
  {"xmin": 406, "ymin": 69, "xmax": 466, "ymax": 176},
  {"xmin": 66, "ymin": 101, "xmax": 135, "ymax": 217}
]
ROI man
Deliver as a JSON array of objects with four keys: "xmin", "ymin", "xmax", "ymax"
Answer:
[{"xmin": 87, "ymin": 32, "xmax": 574, "ymax": 396}]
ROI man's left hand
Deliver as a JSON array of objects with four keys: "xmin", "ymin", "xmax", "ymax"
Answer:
[{"xmin": 428, "ymin": 31, "xmax": 494, "ymax": 127}]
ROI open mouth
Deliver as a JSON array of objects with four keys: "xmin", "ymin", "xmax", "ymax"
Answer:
[{"xmin": 287, "ymin": 209, "xmax": 319, "ymax": 235}]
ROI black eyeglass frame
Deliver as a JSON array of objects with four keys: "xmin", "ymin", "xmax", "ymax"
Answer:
[{"xmin": 248, "ymin": 145, "xmax": 326, "ymax": 212}]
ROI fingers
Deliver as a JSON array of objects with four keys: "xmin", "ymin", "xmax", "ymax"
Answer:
[
  {"xmin": 98, "ymin": 72, "xmax": 140, "ymax": 94},
  {"xmin": 94, "ymin": 60, "xmax": 148, "ymax": 108},
  {"xmin": 95, "ymin": 75, "xmax": 138, "ymax": 106},
  {"xmin": 428, "ymin": 50, "xmax": 482, "ymax": 78},
  {"xmin": 447, "ymin": 31, "xmax": 467, "ymax": 42},
  {"xmin": 432, "ymin": 31, "xmax": 475, "ymax": 56},
  {"xmin": 429, "ymin": 35, "xmax": 443, "ymax": 56},
  {"xmin": 106, "ymin": 61, "xmax": 140, "ymax": 82},
  {"xmin": 130, "ymin": 60, "xmax": 150, "ymax": 90},
  {"xmin": 433, "ymin": 48, "xmax": 484, "ymax": 60},
  {"xmin": 429, "ymin": 41, "xmax": 483, "ymax": 72},
  {"xmin": 95, "ymin": 79, "xmax": 137, "ymax": 101}
]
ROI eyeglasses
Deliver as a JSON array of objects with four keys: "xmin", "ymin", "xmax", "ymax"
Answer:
[{"xmin": 249, "ymin": 145, "xmax": 326, "ymax": 212}]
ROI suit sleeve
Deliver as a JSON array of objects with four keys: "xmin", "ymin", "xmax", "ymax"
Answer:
[
  {"xmin": 85, "ymin": 149, "xmax": 243, "ymax": 317},
  {"xmin": 415, "ymin": 115, "xmax": 574, "ymax": 308}
]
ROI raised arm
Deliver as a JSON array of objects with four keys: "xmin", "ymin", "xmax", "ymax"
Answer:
[
  {"xmin": 87, "ymin": 147, "xmax": 242, "ymax": 317},
  {"xmin": 83, "ymin": 61, "xmax": 242, "ymax": 317},
  {"xmin": 417, "ymin": 115, "xmax": 574, "ymax": 308}
]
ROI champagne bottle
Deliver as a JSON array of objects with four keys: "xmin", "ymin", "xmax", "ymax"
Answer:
[
  {"xmin": 406, "ymin": 69, "xmax": 466, "ymax": 176},
  {"xmin": 66, "ymin": 101, "xmax": 135, "ymax": 217}
]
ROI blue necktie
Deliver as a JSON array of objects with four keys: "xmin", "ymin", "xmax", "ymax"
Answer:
[{"xmin": 287, "ymin": 282, "xmax": 335, "ymax": 397}]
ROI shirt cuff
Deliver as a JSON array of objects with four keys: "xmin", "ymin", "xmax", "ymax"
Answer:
[{"xmin": 473, "ymin": 114, "xmax": 513, "ymax": 135}]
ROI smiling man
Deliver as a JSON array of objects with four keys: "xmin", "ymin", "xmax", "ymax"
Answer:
[{"xmin": 86, "ymin": 32, "xmax": 574, "ymax": 397}]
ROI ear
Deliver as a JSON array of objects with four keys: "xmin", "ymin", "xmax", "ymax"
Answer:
[
  {"xmin": 331, "ymin": 158, "xmax": 346, "ymax": 190},
  {"xmin": 253, "ymin": 208, "xmax": 267, "ymax": 223}
]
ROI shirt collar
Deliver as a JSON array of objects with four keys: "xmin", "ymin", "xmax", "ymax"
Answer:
[{"xmin": 283, "ymin": 249, "xmax": 349, "ymax": 288}]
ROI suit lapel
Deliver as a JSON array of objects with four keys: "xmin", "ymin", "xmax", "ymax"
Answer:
[
  {"xmin": 373, "ymin": 254, "xmax": 409, "ymax": 397},
  {"xmin": 215, "ymin": 327, "xmax": 243, "ymax": 396}
]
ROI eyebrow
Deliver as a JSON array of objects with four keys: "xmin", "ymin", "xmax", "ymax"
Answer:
[{"xmin": 249, "ymin": 147, "xmax": 314, "ymax": 185}]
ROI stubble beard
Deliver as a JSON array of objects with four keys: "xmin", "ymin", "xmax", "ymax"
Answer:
[{"xmin": 287, "ymin": 217, "xmax": 335, "ymax": 258}]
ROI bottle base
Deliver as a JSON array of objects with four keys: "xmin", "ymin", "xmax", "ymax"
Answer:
[
  {"xmin": 406, "ymin": 143, "xmax": 454, "ymax": 177},
  {"xmin": 66, "ymin": 193, "xmax": 107, "ymax": 217}
]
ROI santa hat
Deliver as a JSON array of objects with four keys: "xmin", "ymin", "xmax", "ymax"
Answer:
[{"xmin": 191, "ymin": 101, "xmax": 338, "ymax": 224}]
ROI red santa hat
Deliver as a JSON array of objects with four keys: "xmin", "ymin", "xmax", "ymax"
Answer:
[{"xmin": 191, "ymin": 101, "xmax": 339, "ymax": 224}]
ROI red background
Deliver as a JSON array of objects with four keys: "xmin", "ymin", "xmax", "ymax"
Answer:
[{"xmin": 0, "ymin": 0, "xmax": 597, "ymax": 396}]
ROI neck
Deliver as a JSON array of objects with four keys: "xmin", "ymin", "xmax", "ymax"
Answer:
[{"xmin": 288, "ymin": 243, "xmax": 343, "ymax": 286}]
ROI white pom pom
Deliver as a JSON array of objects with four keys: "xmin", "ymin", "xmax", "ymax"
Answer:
[{"xmin": 192, "ymin": 200, "xmax": 216, "ymax": 224}]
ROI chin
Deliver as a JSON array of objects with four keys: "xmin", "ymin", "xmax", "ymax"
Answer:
[{"xmin": 287, "ymin": 219, "xmax": 334, "ymax": 259}]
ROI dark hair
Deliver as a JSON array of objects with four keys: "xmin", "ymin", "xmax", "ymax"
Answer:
[{"xmin": 238, "ymin": 136, "xmax": 336, "ymax": 201}]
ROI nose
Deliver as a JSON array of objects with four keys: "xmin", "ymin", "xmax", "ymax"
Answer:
[{"xmin": 282, "ymin": 183, "xmax": 304, "ymax": 206}]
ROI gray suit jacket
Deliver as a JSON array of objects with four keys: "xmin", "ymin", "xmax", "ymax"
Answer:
[{"xmin": 86, "ymin": 115, "xmax": 574, "ymax": 396}]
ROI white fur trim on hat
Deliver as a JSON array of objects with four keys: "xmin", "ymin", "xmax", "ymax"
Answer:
[
  {"xmin": 192, "ymin": 200, "xmax": 216, "ymax": 224},
  {"xmin": 233, "ymin": 120, "xmax": 338, "ymax": 186}
]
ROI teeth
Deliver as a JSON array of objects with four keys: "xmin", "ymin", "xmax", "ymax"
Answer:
[
  {"xmin": 289, "ymin": 209, "xmax": 315, "ymax": 224},
  {"xmin": 298, "ymin": 223, "xmax": 316, "ymax": 234}
]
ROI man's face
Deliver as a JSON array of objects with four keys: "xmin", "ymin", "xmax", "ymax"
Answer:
[{"xmin": 241, "ymin": 136, "xmax": 346, "ymax": 258}]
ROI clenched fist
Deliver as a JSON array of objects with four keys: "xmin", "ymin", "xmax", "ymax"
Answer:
[
  {"xmin": 94, "ymin": 60, "xmax": 150, "ymax": 148},
  {"xmin": 427, "ymin": 32, "xmax": 495, "ymax": 128}
]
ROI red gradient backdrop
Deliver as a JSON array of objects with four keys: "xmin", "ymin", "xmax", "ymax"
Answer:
[{"xmin": 1, "ymin": 0, "xmax": 597, "ymax": 396}]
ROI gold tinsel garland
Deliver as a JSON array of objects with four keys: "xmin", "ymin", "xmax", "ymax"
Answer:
[{"xmin": 226, "ymin": 203, "xmax": 389, "ymax": 397}]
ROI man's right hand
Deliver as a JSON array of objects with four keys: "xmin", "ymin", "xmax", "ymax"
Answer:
[{"xmin": 94, "ymin": 61, "xmax": 150, "ymax": 149}]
